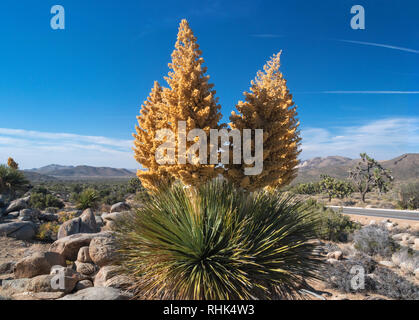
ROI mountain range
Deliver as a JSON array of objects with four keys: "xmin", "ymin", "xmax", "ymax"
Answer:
[
  {"xmin": 294, "ymin": 153, "xmax": 419, "ymax": 184},
  {"xmin": 23, "ymin": 153, "xmax": 418, "ymax": 183},
  {"xmin": 24, "ymin": 165, "xmax": 135, "ymax": 181}
]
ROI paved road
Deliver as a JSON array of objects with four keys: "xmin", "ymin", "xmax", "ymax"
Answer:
[{"xmin": 329, "ymin": 206, "xmax": 419, "ymax": 221}]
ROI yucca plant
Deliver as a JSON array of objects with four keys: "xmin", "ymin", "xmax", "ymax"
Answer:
[
  {"xmin": 75, "ymin": 188, "xmax": 99, "ymax": 210},
  {"xmin": 0, "ymin": 164, "xmax": 29, "ymax": 197},
  {"xmin": 115, "ymin": 180, "xmax": 323, "ymax": 300}
]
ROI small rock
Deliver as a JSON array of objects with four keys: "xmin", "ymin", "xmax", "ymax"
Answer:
[
  {"xmin": 326, "ymin": 258, "xmax": 339, "ymax": 264},
  {"xmin": 14, "ymin": 251, "xmax": 66, "ymax": 279},
  {"xmin": 58, "ymin": 287, "xmax": 132, "ymax": 300},
  {"xmin": 327, "ymin": 251, "xmax": 343, "ymax": 260},
  {"xmin": 94, "ymin": 266, "xmax": 121, "ymax": 287},
  {"xmin": 89, "ymin": 232, "xmax": 118, "ymax": 267},
  {"xmin": 110, "ymin": 202, "xmax": 130, "ymax": 213},
  {"xmin": 75, "ymin": 280, "xmax": 93, "ymax": 291},
  {"xmin": 378, "ymin": 260, "xmax": 395, "ymax": 268},
  {"xmin": 369, "ymin": 220, "xmax": 376, "ymax": 225},
  {"xmin": 5, "ymin": 197, "xmax": 29, "ymax": 214},
  {"xmin": 414, "ymin": 268, "xmax": 419, "ymax": 280},
  {"xmin": 77, "ymin": 246, "xmax": 93, "ymax": 263},
  {"xmin": 415, "ymin": 238, "xmax": 419, "ymax": 250},
  {"xmin": 392, "ymin": 233, "xmax": 410, "ymax": 241},
  {"xmin": 75, "ymin": 261, "xmax": 97, "ymax": 276}
]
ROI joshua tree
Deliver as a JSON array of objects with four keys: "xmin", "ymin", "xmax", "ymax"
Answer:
[
  {"xmin": 319, "ymin": 174, "xmax": 353, "ymax": 202},
  {"xmin": 349, "ymin": 153, "xmax": 393, "ymax": 202},
  {"xmin": 228, "ymin": 52, "xmax": 301, "ymax": 191}
]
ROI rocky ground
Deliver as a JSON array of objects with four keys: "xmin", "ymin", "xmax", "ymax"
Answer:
[{"xmin": 0, "ymin": 194, "xmax": 418, "ymax": 300}]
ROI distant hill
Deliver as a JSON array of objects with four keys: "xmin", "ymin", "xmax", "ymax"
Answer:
[
  {"xmin": 294, "ymin": 153, "xmax": 419, "ymax": 184},
  {"xmin": 25, "ymin": 165, "xmax": 136, "ymax": 180}
]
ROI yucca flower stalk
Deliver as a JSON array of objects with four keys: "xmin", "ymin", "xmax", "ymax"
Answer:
[{"xmin": 115, "ymin": 180, "xmax": 323, "ymax": 300}]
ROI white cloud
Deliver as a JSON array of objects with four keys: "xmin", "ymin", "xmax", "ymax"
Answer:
[
  {"xmin": 0, "ymin": 128, "xmax": 136, "ymax": 169},
  {"xmin": 301, "ymin": 117, "xmax": 419, "ymax": 160},
  {"xmin": 1, "ymin": 118, "xmax": 417, "ymax": 169}
]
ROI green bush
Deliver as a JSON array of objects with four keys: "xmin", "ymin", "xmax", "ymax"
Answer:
[
  {"xmin": 115, "ymin": 180, "xmax": 322, "ymax": 300},
  {"xmin": 305, "ymin": 200, "xmax": 360, "ymax": 242},
  {"xmin": 292, "ymin": 182, "xmax": 321, "ymax": 195},
  {"xmin": 29, "ymin": 192, "xmax": 64, "ymax": 210},
  {"xmin": 74, "ymin": 188, "xmax": 99, "ymax": 210},
  {"xmin": 0, "ymin": 164, "xmax": 29, "ymax": 196},
  {"xmin": 319, "ymin": 175, "xmax": 354, "ymax": 202},
  {"xmin": 353, "ymin": 224, "xmax": 397, "ymax": 257},
  {"xmin": 397, "ymin": 182, "xmax": 419, "ymax": 210}
]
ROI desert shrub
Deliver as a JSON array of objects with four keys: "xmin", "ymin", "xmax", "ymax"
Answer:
[
  {"xmin": 306, "ymin": 200, "xmax": 360, "ymax": 242},
  {"xmin": 397, "ymin": 182, "xmax": 419, "ymax": 210},
  {"xmin": 353, "ymin": 224, "xmax": 397, "ymax": 257},
  {"xmin": 74, "ymin": 188, "xmax": 99, "ymax": 210},
  {"xmin": 372, "ymin": 267, "xmax": 419, "ymax": 300},
  {"xmin": 392, "ymin": 248, "xmax": 419, "ymax": 272},
  {"xmin": 292, "ymin": 182, "xmax": 321, "ymax": 195},
  {"xmin": 116, "ymin": 180, "xmax": 322, "ymax": 300},
  {"xmin": 326, "ymin": 253, "xmax": 377, "ymax": 293},
  {"xmin": 36, "ymin": 222, "xmax": 60, "ymax": 241},
  {"xmin": 29, "ymin": 192, "xmax": 64, "ymax": 210},
  {"xmin": 326, "ymin": 252, "xmax": 419, "ymax": 299},
  {"xmin": 0, "ymin": 164, "xmax": 30, "ymax": 196}
]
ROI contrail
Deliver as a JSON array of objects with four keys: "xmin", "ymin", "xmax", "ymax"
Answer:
[{"xmin": 338, "ymin": 39, "xmax": 419, "ymax": 54}]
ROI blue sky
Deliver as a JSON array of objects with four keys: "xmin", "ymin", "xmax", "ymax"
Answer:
[{"xmin": 0, "ymin": 0, "xmax": 418, "ymax": 169}]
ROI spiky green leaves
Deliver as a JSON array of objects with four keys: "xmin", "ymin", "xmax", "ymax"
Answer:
[{"xmin": 115, "ymin": 180, "xmax": 323, "ymax": 300}]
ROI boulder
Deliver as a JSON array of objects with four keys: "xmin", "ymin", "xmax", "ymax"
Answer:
[
  {"xmin": 57, "ymin": 208, "xmax": 97, "ymax": 239},
  {"xmin": 0, "ymin": 221, "xmax": 36, "ymax": 240},
  {"xmin": 89, "ymin": 232, "xmax": 118, "ymax": 267},
  {"xmin": 18, "ymin": 209, "xmax": 39, "ymax": 221},
  {"xmin": 58, "ymin": 287, "xmax": 132, "ymax": 300},
  {"xmin": 75, "ymin": 279, "xmax": 93, "ymax": 291},
  {"xmin": 110, "ymin": 202, "xmax": 130, "ymax": 213},
  {"xmin": 94, "ymin": 266, "xmax": 121, "ymax": 287},
  {"xmin": 5, "ymin": 197, "xmax": 29, "ymax": 214},
  {"xmin": 0, "ymin": 261, "xmax": 16, "ymax": 275},
  {"xmin": 1, "ymin": 278, "xmax": 30, "ymax": 294},
  {"xmin": 104, "ymin": 275, "xmax": 132, "ymax": 290},
  {"xmin": 95, "ymin": 215, "xmax": 104, "ymax": 228},
  {"xmin": 75, "ymin": 261, "xmax": 97, "ymax": 276},
  {"xmin": 49, "ymin": 233, "xmax": 98, "ymax": 261},
  {"xmin": 26, "ymin": 274, "xmax": 78, "ymax": 294},
  {"xmin": 77, "ymin": 246, "xmax": 93, "ymax": 263},
  {"xmin": 14, "ymin": 251, "xmax": 66, "ymax": 279},
  {"xmin": 6, "ymin": 211, "xmax": 20, "ymax": 219}
]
